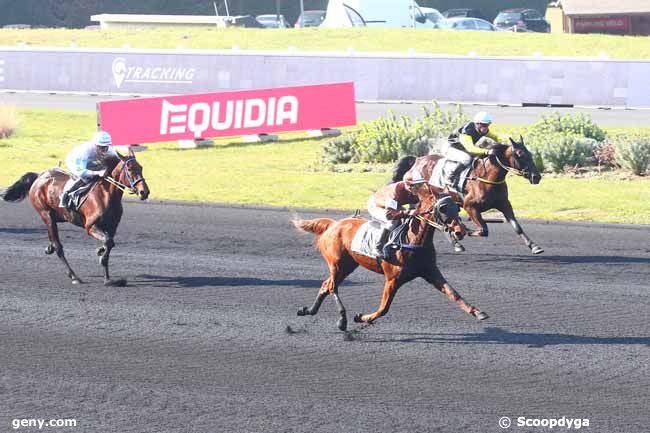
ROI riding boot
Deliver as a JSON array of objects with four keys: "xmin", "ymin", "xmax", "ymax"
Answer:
[
  {"xmin": 62, "ymin": 178, "xmax": 85, "ymax": 210},
  {"xmin": 373, "ymin": 228, "xmax": 391, "ymax": 259},
  {"xmin": 445, "ymin": 162, "xmax": 466, "ymax": 188}
]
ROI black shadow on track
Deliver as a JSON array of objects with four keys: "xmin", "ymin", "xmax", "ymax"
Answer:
[{"xmin": 350, "ymin": 326, "xmax": 650, "ymax": 348}]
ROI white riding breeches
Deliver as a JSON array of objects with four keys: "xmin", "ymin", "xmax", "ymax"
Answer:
[
  {"xmin": 444, "ymin": 147, "xmax": 473, "ymax": 165},
  {"xmin": 367, "ymin": 197, "xmax": 400, "ymax": 230}
]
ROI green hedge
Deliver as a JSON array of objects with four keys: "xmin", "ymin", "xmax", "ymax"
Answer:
[
  {"xmin": 613, "ymin": 135, "xmax": 650, "ymax": 175},
  {"xmin": 323, "ymin": 103, "xmax": 468, "ymax": 165}
]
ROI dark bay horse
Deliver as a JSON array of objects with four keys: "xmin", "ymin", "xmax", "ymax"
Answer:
[
  {"xmin": 1, "ymin": 148, "xmax": 150, "ymax": 286},
  {"xmin": 393, "ymin": 137, "xmax": 544, "ymax": 255},
  {"xmin": 293, "ymin": 188, "xmax": 488, "ymax": 332}
]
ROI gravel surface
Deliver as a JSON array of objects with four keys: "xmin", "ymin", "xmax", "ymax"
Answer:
[{"xmin": 1, "ymin": 199, "xmax": 649, "ymax": 433}]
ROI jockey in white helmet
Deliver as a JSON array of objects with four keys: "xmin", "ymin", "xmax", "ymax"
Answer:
[
  {"xmin": 367, "ymin": 171, "xmax": 426, "ymax": 258},
  {"xmin": 443, "ymin": 112, "xmax": 510, "ymax": 188}
]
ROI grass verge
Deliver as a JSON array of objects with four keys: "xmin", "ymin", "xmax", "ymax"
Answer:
[
  {"xmin": 1, "ymin": 108, "xmax": 648, "ymax": 224},
  {"xmin": 0, "ymin": 27, "xmax": 648, "ymax": 59}
]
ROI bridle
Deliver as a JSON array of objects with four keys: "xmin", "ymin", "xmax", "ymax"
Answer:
[
  {"xmin": 469, "ymin": 146, "xmax": 531, "ymax": 185},
  {"xmin": 413, "ymin": 187, "xmax": 460, "ymax": 234},
  {"xmin": 494, "ymin": 151, "xmax": 530, "ymax": 178},
  {"xmin": 104, "ymin": 157, "xmax": 145, "ymax": 195}
]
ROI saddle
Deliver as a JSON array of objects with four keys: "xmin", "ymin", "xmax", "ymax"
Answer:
[
  {"xmin": 351, "ymin": 220, "xmax": 410, "ymax": 259},
  {"xmin": 59, "ymin": 177, "xmax": 94, "ymax": 211},
  {"xmin": 430, "ymin": 158, "xmax": 472, "ymax": 196}
]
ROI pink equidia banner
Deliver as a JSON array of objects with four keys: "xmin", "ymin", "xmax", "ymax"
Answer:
[{"xmin": 97, "ymin": 82, "xmax": 356, "ymax": 145}]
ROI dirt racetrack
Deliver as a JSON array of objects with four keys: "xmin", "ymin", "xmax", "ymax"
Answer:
[{"xmin": 1, "ymin": 200, "xmax": 649, "ymax": 433}]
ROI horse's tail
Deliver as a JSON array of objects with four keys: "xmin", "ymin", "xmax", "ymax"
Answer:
[
  {"xmin": 292, "ymin": 217, "xmax": 335, "ymax": 237},
  {"xmin": 391, "ymin": 155, "xmax": 417, "ymax": 183},
  {"xmin": 1, "ymin": 172, "xmax": 39, "ymax": 202}
]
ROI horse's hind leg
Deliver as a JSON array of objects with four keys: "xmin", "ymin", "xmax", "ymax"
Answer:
[
  {"xmin": 88, "ymin": 226, "xmax": 125, "ymax": 287},
  {"xmin": 39, "ymin": 210, "xmax": 83, "ymax": 284},
  {"xmin": 298, "ymin": 256, "xmax": 357, "ymax": 331},
  {"xmin": 499, "ymin": 200, "xmax": 543, "ymax": 254},
  {"xmin": 423, "ymin": 267, "xmax": 488, "ymax": 321},
  {"xmin": 464, "ymin": 206, "xmax": 489, "ymax": 237}
]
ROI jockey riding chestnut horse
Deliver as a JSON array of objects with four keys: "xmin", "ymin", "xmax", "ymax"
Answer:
[{"xmin": 293, "ymin": 185, "xmax": 488, "ymax": 332}]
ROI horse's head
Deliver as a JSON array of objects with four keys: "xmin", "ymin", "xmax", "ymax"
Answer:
[
  {"xmin": 415, "ymin": 187, "xmax": 466, "ymax": 241},
  {"xmin": 117, "ymin": 148, "xmax": 150, "ymax": 200},
  {"xmin": 502, "ymin": 136, "xmax": 542, "ymax": 184}
]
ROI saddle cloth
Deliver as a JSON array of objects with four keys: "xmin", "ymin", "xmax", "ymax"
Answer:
[
  {"xmin": 351, "ymin": 221, "xmax": 384, "ymax": 258},
  {"xmin": 59, "ymin": 178, "xmax": 93, "ymax": 209},
  {"xmin": 430, "ymin": 158, "xmax": 471, "ymax": 197},
  {"xmin": 351, "ymin": 220, "xmax": 410, "ymax": 259}
]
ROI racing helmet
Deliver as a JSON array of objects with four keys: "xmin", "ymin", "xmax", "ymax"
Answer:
[
  {"xmin": 94, "ymin": 130, "xmax": 112, "ymax": 147},
  {"xmin": 473, "ymin": 112, "xmax": 493, "ymax": 125}
]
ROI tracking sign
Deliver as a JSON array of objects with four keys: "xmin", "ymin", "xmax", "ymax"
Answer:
[{"xmin": 97, "ymin": 82, "xmax": 356, "ymax": 145}]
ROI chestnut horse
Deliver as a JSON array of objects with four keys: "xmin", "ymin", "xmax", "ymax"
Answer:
[
  {"xmin": 292, "ymin": 188, "xmax": 488, "ymax": 331},
  {"xmin": 393, "ymin": 137, "xmax": 544, "ymax": 255},
  {"xmin": 1, "ymin": 149, "xmax": 150, "ymax": 286}
]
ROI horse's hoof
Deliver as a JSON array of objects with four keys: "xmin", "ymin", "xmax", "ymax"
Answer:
[
  {"xmin": 104, "ymin": 278, "xmax": 127, "ymax": 287},
  {"xmin": 71, "ymin": 279, "xmax": 83, "ymax": 285},
  {"xmin": 475, "ymin": 311, "xmax": 489, "ymax": 321},
  {"xmin": 453, "ymin": 243, "xmax": 466, "ymax": 253},
  {"xmin": 45, "ymin": 245, "xmax": 55, "ymax": 255},
  {"xmin": 297, "ymin": 307, "xmax": 309, "ymax": 316},
  {"xmin": 531, "ymin": 245, "xmax": 544, "ymax": 255},
  {"xmin": 353, "ymin": 313, "xmax": 364, "ymax": 323},
  {"xmin": 337, "ymin": 316, "xmax": 348, "ymax": 331}
]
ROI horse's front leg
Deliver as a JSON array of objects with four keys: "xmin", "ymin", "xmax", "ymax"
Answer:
[
  {"xmin": 498, "ymin": 200, "xmax": 544, "ymax": 254},
  {"xmin": 446, "ymin": 231, "xmax": 465, "ymax": 253},
  {"xmin": 464, "ymin": 206, "xmax": 489, "ymax": 237},
  {"xmin": 423, "ymin": 267, "xmax": 488, "ymax": 321},
  {"xmin": 88, "ymin": 226, "xmax": 126, "ymax": 287},
  {"xmin": 354, "ymin": 269, "xmax": 411, "ymax": 324}
]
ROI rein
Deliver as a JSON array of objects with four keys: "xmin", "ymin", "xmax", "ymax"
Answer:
[
  {"xmin": 494, "ymin": 154, "xmax": 527, "ymax": 177},
  {"xmin": 415, "ymin": 214, "xmax": 445, "ymax": 232},
  {"xmin": 467, "ymin": 152, "xmax": 524, "ymax": 185},
  {"xmin": 400, "ymin": 214, "xmax": 448, "ymax": 250},
  {"xmin": 104, "ymin": 176, "xmax": 135, "ymax": 194},
  {"xmin": 103, "ymin": 157, "xmax": 144, "ymax": 195}
]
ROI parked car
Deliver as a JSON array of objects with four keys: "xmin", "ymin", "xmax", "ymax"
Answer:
[
  {"xmin": 437, "ymin": 17, "xmax": 500, "ymax": 32},
  {"xmin": 228, "ymin": 15, "xmax": 265, "ymax": 28},
  {"xmin": 493, "ymin": 8, "xmax": 550, "ymax": 33},
  {"xmin": 442, "ymin": 8, "xmax": 485, "ymax": 20},
  {"xmin": 256, "ymin": 14, "xmax": 289, "ymax": 28},
  {"xmin": 419, "ymin": 7, "xmax": 444, "ymax": 27},
  {"xmin": 294, "ymin": 10, "xmax": 326, "ymax": 28}
]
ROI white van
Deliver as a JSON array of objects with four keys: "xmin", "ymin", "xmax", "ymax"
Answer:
[{"xmin": 321, "ymin": 0, "xmax": 436, "ymax": 28}]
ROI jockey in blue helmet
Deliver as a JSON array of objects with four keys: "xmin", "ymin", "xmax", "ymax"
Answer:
[{"xmin": 61, "ymin": 131, "xmax": 118, "ymax": 210}]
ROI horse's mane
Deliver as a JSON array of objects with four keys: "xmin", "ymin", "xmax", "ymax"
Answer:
[
  {"xmin": 100, "ymin": 154, "xmax": 122, "ymax": 172},
  {"xmin": 490, "ymin": 143, "xmax": 510, "ymax": 156}
]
